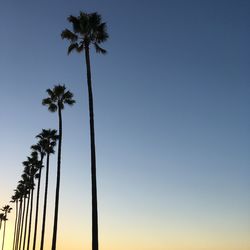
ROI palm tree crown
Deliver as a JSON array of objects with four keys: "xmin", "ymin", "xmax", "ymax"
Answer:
[
  {"xmin": 61, "ymin": 11, "xmax": 109, "ymax": 54},
  {"xmin": 35, "ymin": 129, "xmax": 58, "ymax": 154},
  {"xmin": 42, "ymin": 84, "xmax": 75, "ymax": 111}
]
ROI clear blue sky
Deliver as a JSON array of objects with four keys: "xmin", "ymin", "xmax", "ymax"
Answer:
[{"xmin": 0, "ymin": 1, "xmax": 249, "ymax": 249}]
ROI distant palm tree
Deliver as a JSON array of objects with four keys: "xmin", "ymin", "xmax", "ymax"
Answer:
[
  {"xmin": 15, "ymin": 183, "xmax": 26, "ymax": 250},
  {"xmin": 10, "ymin": 192, "xmax": 19, "ymax": 250},
  {"xmin": 34, "ymin": 129, "xmax": 58, "ymax": 250},
  {"xmin": 15, "ymin": 178, "xmax": 28, "ymax": 250},
  {"xmin": 61, "ymin": 12, "xmax": 108, "ymax": 250},
  {"xmin": 42, "ymin": 85, "xmax": 75, "ymax": 250},
  {"xmin": 22, "ymin": 152, "xmax": 39, "ymax": 250},
  {"xmin": 30, "ymin": 140, "xmax": 46, "ymax": 250},
  {"xmin": 21, "ymin": 176, "xmax": 31, "ymax": 250},
  {"xmin": 0, "ymin": 213, "xmax": 5, "ymax": 231},
  {"xmin": 1, "ymin": 205, "xmax": 12, "ymax": 250},
  {"xmin": 17, "ymin": 178, "xmax": 28, "ymax": 250}
]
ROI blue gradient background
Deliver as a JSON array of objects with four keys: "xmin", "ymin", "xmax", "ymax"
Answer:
[{"xmin": 0, "ymin": 0, "xmax": 249, "ymax": 249}]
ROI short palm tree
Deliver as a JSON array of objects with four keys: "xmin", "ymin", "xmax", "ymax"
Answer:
[
  {"xmin": 34, "ymin": 129, "xmax": 58, "ymax": 250},
  {"xmin": 1, "ymin": 205, "xmax": 12, "ymax": 250},
  {"xmin": 61, "ymin": 12, "xmax": 108, "ymax": 250},
  {"xmin": 42, "ymin": 85, "xmax": 75, "ymax": 250}
]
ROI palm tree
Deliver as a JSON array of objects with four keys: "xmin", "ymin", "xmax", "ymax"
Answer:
[
  {"xmin": 10, "ymin": 192, "xmax": 19, "ymax": 250},
  {"xmin": 42, "ymin": 85, "xmax": 75, "ymax": 250},
  {"xmin": 22, "ymin": 152, "xmax": 39, "ymax": 250},
  {"xmin": 21, "ymin": 176, "xmax": 31, "ymax": 250},
  {"xmin": 15, "ymin": 183, "xmax": 26, "ymax": 250},
  {"xmin": 17, "ymin": 178, "xmax": 28, "ymax": 250},
  {"xmin": 30, "ymin": 141, "xmax": 46, "ymax": 250},
  {"xmin": 1, "ymin": 205, "xmax": 12, "ymax": 250},
  {"xmin": 34, "ymin": 129, "xmax": 58, "ymax": 250},
  {"xmin": 61, "ymin": 12, "xmax": 108, "ymax": 250},
  {"xmin": 0, "ymin": 213, "xmax": 5, "ymax": 231}
]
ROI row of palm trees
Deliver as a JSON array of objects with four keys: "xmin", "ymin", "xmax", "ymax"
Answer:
[
  {"xmin": 1, "ymin": 10, "xmax": 108, "ymax": 250},
  {"xmin": 0, "ymin": 85, "xmax": 75, "ymax": 250}
]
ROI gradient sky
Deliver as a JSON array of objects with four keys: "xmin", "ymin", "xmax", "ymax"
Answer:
[{"xmin": 0, "ymin": 0, "xmax": 249, "ymax": 250}]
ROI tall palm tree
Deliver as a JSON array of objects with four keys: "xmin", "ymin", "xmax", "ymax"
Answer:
[
  {"xmin": 61, "ymin": 12, "xmax": 108, "ymax": 250},
  {"xmin": 21, "ymin": 177, "xmax": 31, "ymax": 250},
  {"xmin": 42, "ymin": 85, "xmax": 75, "ymax": 250},
  {"xmin": 34, "ymin": 129, "xmax": 58, "ymax": 250},
  {"xmin": 17, "ymin": 178, "xmax": 28, "ymax": 250},
  {"xmin": 30, "ymin": 141, "xmax": 46, "ymax": 250},
  {"xmin": 27, "ymin": 151, "xmax": 40, "ymax": 250},
  {"xmin": 10, "ymin": 192, "xmax": 19, "ymax": 250},
  {"xmin": 15, "ymin": 183, "xmax": 26, "ymax": 250},
  {"xmin": 22, "ymin": 152, "xmax": 39, "ymax": 250},
  {"xmin": 15, "ymin": 180, "xmax": 27, "ymax": 250},
  {"xmin": 1, "ymin": 205, "xmax": 12, "ymax": 250}
]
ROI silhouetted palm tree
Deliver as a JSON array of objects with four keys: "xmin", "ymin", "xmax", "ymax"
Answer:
[
  {"xmin": 15, "ymin": 183, "xmax": 26, "ymax": 250},
  {"xmin": 15, "ymin": 179, "xmax": 28, "ymax": 250},
  {"xmin": 17, "ymin": 178, "xmax": 28, "ymax": 250},
  {"xmin": 61, "ymin": 12, "xmax": 108, "ymax": 250},
  {"xmin": 42, "ymin": 85, "xmax": 75, "ymax": 250},
  {"xmin": 1, "ymin": 205, "xmax": 12, "ymax": 250},
  {"xmin": 21, "ymin": 177, "xmax": 31, "ymax": 250},
  {"xmin": 22, "ymin": 152, "xmax": 39, "ymax": 250},
  {"xmin": 0, "ymin": 213, "xmax": 5, "ymax": 231},
  {"xmin": 34, "ymin": 129, "xmax": 58, "ymax": 250},
  {"xmin": 10, "ymin": 192, "xmax": 19, "ymax": 250},
  {"xmin": 30, "ymin": 141, "xmax": 46, "ymax": 250}
]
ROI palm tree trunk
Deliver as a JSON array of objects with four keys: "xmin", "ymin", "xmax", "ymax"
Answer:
[
  {"xmin": 27, "ymin": 187, "xmax": 34, "ymax": 250},
  {"xmin": 22, "ymin": 192, "xmax": 30, "ymax": 250},
  {"xmin": 33, "ymin": 155, "xmax": 44, "ymax": 250},
  {"xmin": 19, "ymin": 197, "xmax": 26, "ymax": 250},
  {"xmin": 12, "ymin": 201, "xmax": 18, "ymax": 250},
  {"xmin": 51, "ymin": 107, "xmax": 62, "ymax": 250},
  {"xmin": 16, "ymin": 199, "xmax": 23, "ymax": 250},
  {"xmin": 1, "ymin": 213, "xmax": 7, "ymax": 250},
  {"xmin": 85, "ymin": 45, "xmax": 99, "ymax": 250},
  {"xmin": 40, "ymin": 154, "xmax": 50, "ymax": 250}
]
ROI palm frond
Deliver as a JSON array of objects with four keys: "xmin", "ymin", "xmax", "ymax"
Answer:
[
  {"xmin": 95, "ymin": 22, "xmax": 109, "ymax": 43},
  {"xmin": 64, "ymin": 99, "xmax": 76, "ymax": 106},
  {"xmin": 61, "ymin": 29, "xmax": 78, "ymax": 42},
  {"xmin": 68, "ymin": 15, "xmax": 81, "ymax": 34},
  {"xmin": 89, "ymin": 12, "xmax": 102, "ymax": 28},
  {"xmin": 94, "ymin": 43, "xmax": 107, "ymax": 54},
  {"xmin": 48, "ymin": 103, "xmax": 57, "ymax": 112},
  {"xmin": 67, "ymin": 43, "xmax": 79, "ymax": 55},
  {"xmin": 42, "ymin": 98, "xmax": 52, "ymax": 106}
]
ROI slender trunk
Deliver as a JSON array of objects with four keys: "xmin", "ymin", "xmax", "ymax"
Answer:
[
  {"xmin": 19, "ymin": 197, "xmax": 26, "ymax": 250},
  {"xmin": 12, "ymin": 201, "xmax": 18, "ymax": 250},
  {"xmin": 27, "ymin": 187, "xmax": 34, "ymax": 250},
  {"xmin": 1, "ymin": 212, "xmax": 7, "ymax": 250},
  {"xmin": 33, "ymin": 155, "xmax": 44, "ymax": 250},
  {"xmin": 16, "ymin": 199, "xmax": 23, "ymax": 250},
  {"xmin": 85, "ymin": 45, "xmax": 99, "ymax": 250},
  {"xmin": 51, "ymin": 107, "xmax": 62, "ymax": 250},
  {"xmin": 22, "ymin": 191, "xmax": 30, "ymax": 250},
  {"xmin": 40, "ymin": 154, "xmax": 50, "ymax": 250}
]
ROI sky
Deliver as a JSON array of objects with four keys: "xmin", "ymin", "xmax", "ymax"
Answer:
[{"xmin": 0, "ymin": 0, "xmax": 249, "ymax": 250}]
